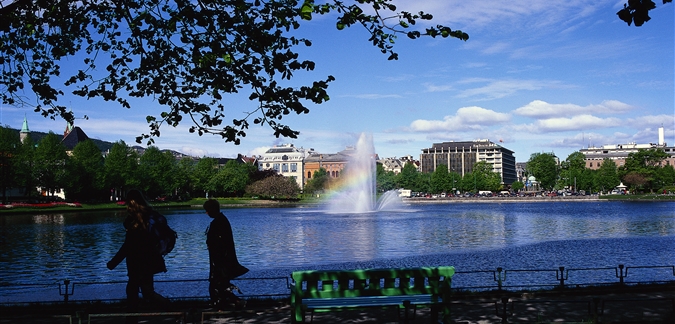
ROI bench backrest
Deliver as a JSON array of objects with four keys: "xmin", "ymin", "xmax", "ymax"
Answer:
[{"xmin": 291, "ymin": 266, "xmax": 455, "ymax": 299}]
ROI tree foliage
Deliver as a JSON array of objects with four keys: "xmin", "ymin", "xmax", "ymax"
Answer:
[
  {"xmin": 246, "ymin": 174, "xmax": 299, "ymax": 198},
  {"xmin": 65, "ymin": 139, "xmax": 105, "ymax": 201},
  {"xmin": 596, "ymin": 159, "xmax": 620, "ymax": 193},
  {"xmin": 619, "ymin": 148, "xmax": 670, "ymax": 192},
  {"xmin": 472, "ymin": 161, "xmax": 502, "ymax": 192},
  {"xmin": 623, "ymin": 171, "xmax": 649, "ymax": 189},
  {"xmin": 104, "ymin": 140, "xmax": 140, "ymax": 199},
  {"xmin": 304, "ymin": 167, "xmax": 329, "ymax": 194},
  {"xmin": 527, "ymin": 153, "xmax": 558, "ymax": 190},
  {"xmin": 398, "ymin": 162, "xmax": 419, "ymax": 191},
  {"xmin": 15, "ymin": 133, "xmax": 37, "ymax": 199},
  {"xmin": 430, "ymin": 164, "xmax": 451, "ymax": 193},
  {"xmin": 0, "ymin": 0, "xmax": 467, "ymax": 145},
  {"xmin": 33, "ymin": 132, "xmax": 68, "ymax": 197},
  {"xmin": 655, "ymin": 165, "xmax": 675, "ymax": 190},
  {"xmin": 558, "ymin": 151, "xmax": 590, "ymax": 192},
  {"xmin": 375, "ymin": 163, "xmax": 397, "ymax": 193},
  {"xmin": 172, "ymin": 157, "xmax": 197, "ymax": 200},
  {"xmin": 192, "ymin": 156, "xmax": 218, "ymax": 197},
  {"xmin": 511, "ymin": 181, "xmax": 524, "ymax": 192},
  {"xmin": 617, "ymin": 0, "xmax": 672, "ymax": 26},
  {"xmin": 0, "ymin": 126, "xmax": 21, "ymax": 203},
  {"xmin": 138, "ymin": 146, "xmax": 176, "ymax": 198},
  {"xmin": 207, "ymin": 159, "xmax": 251, "ymax": 197}
]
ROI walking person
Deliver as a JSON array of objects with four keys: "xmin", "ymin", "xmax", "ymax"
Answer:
[
  {"xmin": 107, "ymin": 189, "xmax": 168, "ymax": 322},
  {"xmin": 204, "ymin": 199, "xmax": 249, "ymax": 309}
]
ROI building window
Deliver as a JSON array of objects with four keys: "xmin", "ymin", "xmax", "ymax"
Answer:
[
  {"xmin": 291, "ymin": 163, "xmax": 297, "ymax": 172},
  {"xmin": 282, "ymin": 163, "xmax": 289, "ymax": 173},
  {"xmin": 273, "ymin": 163, "xmax": 280, "ymax": 172},
  {"xmin": 307, "ymin": 171, "xmax": 312, "ymax": 179}
]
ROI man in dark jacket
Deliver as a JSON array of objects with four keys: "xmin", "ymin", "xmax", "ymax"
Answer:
[{"xmin": 204, "ymin": 199, "xmax": 248, "ymax": 309}]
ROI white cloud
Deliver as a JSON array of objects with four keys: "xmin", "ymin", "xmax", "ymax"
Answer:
[
  {"xmin": 548, "ymin": 131, "xmax": 611, "ymax": 149},
  {"xmin": 391, "ymin": 0, "xmax": 608, "ymax": 30},
  {"xmin": 424, "ymin": 79, "xmax": 568, "ymax": 100},
  {"xmin": 482, "ymin": 42, "xmax": 511, "ymax": 55},
  {"xmin": 381, "ymin": 74, "xmax": 416, "ymax": 82},
  {"xmin": 462, "ymin": 62, "xmax": 488, "ymax": 68},
  {"xmin": 513, "ymin": 100, "xmax": 634, "ymax": 118},
  {"xmin": 627, "ymin": 114, "xmax": 675, "ymax": 129},
  {"xmin": 533, "ymin": 115, "xmax": 622, "ymax": 132},
  {"xmin": 346, "ymin": 94, "xmax": 404, "ymax": 99},
  {"xmin": 177, "ymin": 146, "xmax": 211, "ymax": 158},
  {"xmin": 423, "ymin": 83, "xmax": 454, "ymax": 92},
  {"xmin": 455, "ymin": 79, "xmax": 555, "ymax": 100},
  {"xmin": 248, "ymin": 146, "xmax": 271, "ymax": 157},
  {"xmin": 410, "ymin": 106, "xmax": 510, "ymax": 132}
]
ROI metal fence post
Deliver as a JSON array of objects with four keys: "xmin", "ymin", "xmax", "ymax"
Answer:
[
  {"xmin": 58, "ymin": 279, "xmax": 74, "ymax": 303},
  {"xmin": 494, "ymin": 267, "xmax": 505, "ymax": 291},
  {"xmin": 556, "ymin": 266, "xmax": 568, "ymax": 289},
  {"xmin": 615, "ymin": 264, "xmax": 626, "ymax": 285}
]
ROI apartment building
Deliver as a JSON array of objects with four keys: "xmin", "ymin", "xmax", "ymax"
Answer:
[{"xmin": 419, "ymin": 139, "xmax": 517, "ymax": 185}]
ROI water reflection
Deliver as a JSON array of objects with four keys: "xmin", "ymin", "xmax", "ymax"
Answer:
[{"xmin": 0, "ymin": 201, "xmax": 673, "ymax": 302}]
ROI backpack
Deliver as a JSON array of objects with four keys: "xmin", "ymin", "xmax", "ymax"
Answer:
[{"xmin": 148, "ymin": 211, "xmax": 178, "ymax": 256}]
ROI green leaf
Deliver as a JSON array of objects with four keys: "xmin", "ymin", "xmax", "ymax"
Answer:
[
  {"xmin": 300, "ymin": 1, "xmax": 314, "ymax": 21},
  {"xmin": 337, "ymin": 23, "xmax": 345, "ymax": 30}
]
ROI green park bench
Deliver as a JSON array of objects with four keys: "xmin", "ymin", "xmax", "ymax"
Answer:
[{"xmin": 290, "ymin": 266, "xmax": 455, "ymax": 323}]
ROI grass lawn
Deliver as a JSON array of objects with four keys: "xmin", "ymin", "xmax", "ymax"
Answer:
[{"xmin": 0, "ymin": 196, "xmax": 322, "ymax": 215}]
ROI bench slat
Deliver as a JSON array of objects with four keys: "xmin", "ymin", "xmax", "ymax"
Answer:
[
  {"xmin": 291, "ymin": 266, "xmax": 455, "ymax": 324},
  {"xmin": 304, "ymin": 294, "xmax": 438, "ymax": 309}
]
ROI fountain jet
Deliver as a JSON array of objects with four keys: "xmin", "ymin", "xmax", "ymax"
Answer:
[{"xmin": 326, "ymin": 133, "xmax": 406, "ymax": 213}]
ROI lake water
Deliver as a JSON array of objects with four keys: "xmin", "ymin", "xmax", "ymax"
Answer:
[{"xmin": 0, "ymin": 201, "xmax": 674, "ymax": 303}]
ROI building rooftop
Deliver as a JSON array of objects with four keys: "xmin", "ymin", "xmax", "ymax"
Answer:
[{"xmin": 422, "ymin": 139, "xmax": 514, "ymax": 154}]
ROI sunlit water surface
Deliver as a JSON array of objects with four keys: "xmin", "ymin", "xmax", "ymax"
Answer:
[{"xmin": 0, "ymin": 201, "xmax": 673, "ymax": 302}]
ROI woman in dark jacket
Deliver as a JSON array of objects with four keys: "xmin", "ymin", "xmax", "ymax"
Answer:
[{"xmin": 107, "ymin": 189, "xmax": 166, "ymax": 317}]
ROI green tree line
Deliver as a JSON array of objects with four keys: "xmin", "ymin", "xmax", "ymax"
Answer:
[
  {"xmin": 371, "ymin": 161, "xmax": 504, "ymax": 196},
  {"xmin": 0, "ymin": 127, "xmax": 300, "ymax": 203},
  {"xmin": 525, "ymin": 150, "xmax": 675, "ymax": 194},
  {"xmin": 3, "ymin": 125, "xmax": 673, "ymax": 204}
]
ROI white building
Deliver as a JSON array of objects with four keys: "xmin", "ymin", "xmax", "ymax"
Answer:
[
  {"xmin": 580, "ymin": 126, "xmax": 675, "ymax": 169},
  {"xmin": 257, "ymin": 144, "xmax": 305, "ymax": 190}
]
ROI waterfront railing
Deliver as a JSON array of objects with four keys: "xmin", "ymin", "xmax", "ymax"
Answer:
[{"xmin": 1, "ymin": 264, "xmax": 673, "ymax": 305}]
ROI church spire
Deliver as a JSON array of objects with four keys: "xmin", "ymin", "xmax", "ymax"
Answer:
[
  {"xmin": 20, "ymin": 115, "xmax": 30, "ymax": 142},
  {"xmin": 64, "ymin": 108, "xmax": 74, "ymax": 137}
]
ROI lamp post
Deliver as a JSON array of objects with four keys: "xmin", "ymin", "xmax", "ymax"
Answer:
[
  {"xmin": 474, "ymin": 172, "xmax": 476, "ymax": 193},
  {"xmin": 452, "ymin": 168, "xmax": 455, "ymax": 195}
]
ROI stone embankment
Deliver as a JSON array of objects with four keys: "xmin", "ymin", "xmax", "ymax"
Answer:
[{"xmin": 404, "ymin": 195, "xmax": 600, "ymax": 203}]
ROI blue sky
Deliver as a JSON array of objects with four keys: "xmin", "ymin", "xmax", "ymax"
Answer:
[{"xmin": 1, "ymin": 0, "xmax": 673, "ymax": 162}]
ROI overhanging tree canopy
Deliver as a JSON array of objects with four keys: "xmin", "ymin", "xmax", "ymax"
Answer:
[
  {"xmin": 0, "ymin": 0, "xmax": 468, "ymax": 145},
  {"xmin": 617, "ymin": 0, "xmax": 672, "ymax": 26}
]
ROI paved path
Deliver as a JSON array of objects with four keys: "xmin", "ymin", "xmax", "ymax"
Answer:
[{"xmin": 2, "ymin": 285, "xmax": 673, "ymax": 323}]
